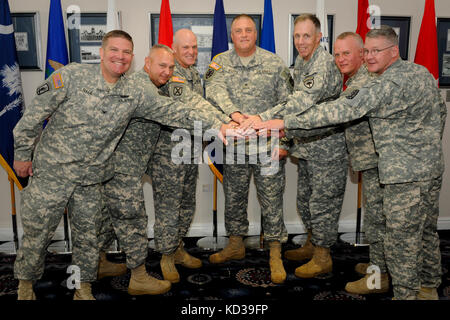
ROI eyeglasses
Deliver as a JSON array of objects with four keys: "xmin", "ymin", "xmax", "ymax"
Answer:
[{"xmin": 363, "ymin": 45, "xmax": 395, "ymax": 56}]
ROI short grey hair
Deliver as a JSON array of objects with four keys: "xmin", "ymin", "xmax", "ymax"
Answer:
[
  {"xmin": 336, "ymin": 32, "xmax": 364, "ymax": 48},
  {"xmin": 149, "ymin": 43, "xmax": 173, "ymax": 57},
  {"xmin": 366, "ymin": 25, "xmax": 399, "ymax": 46}
]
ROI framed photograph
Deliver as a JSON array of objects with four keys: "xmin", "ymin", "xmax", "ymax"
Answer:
[
  {"xmin": 437, "ymin": 18, "xmax": 450, "ymax": 87},
  {"xmin": 379, "ymin": 16, "xmax": 411, "ymax": 61},
  {"xmin": 11, "ymin": 12, "xmax": 43, "ymax": 70},
  {"xmin": 149, "ymin": 13, "xmax": 262, "ymax": 76},
  {"xmin": 67, "ymin": 13, "xmax": 107, "ymax": 64},
  {"xmin": 290, "ymin": 14, "xmax": 334, "ymax": 67}
]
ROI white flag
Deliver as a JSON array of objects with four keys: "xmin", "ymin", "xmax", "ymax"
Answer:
[
  {"xmin": 316, "ymin": 0, "xmax": 329, "ymax": 52},
  {"xmin": 106, "ymin": 0, "xmax": 121, "ymax": 32}
]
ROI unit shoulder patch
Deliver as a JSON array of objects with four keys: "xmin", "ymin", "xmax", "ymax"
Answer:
[{"xmin": 303, "ymin": 75, "xmax": 315, "ymax": 89}]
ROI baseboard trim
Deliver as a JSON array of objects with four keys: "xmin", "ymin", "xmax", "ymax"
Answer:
[{"xmin": 1, "ymin": 218, "xmax": 450, "ymax": 241}]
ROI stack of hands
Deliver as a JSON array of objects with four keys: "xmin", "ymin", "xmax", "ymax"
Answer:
[{"xmin": 219, "ymin": 112, "xmax": 288, "ymax": 160}]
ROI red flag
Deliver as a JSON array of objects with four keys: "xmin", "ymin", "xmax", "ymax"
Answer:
[
  {"xmin": 356, "ymin": 0, "xmax": 370, "ymax": 42},
  {"xmin": 158, "ymin": 0, "xmax": 173, "ymax": 47},
  {"xmin": 414, "ymin": 0, "xmax": 439, "ymax": 81}
]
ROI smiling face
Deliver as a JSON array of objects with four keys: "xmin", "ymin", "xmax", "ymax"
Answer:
[
  {"xmin": 293, "ymin": 19, "xmax": 321, "ymax": 61},
  {"xmin": 173, "ymin": 29, "xmax": 198, "ymax": 68},
  {"xmin": 145, "ymin": 48, "xmax": 175, "ymax": 87},
  {"xmin": 231, "ymin": 16, "xmax": 257, "ymax": 57},
  {"xmin": 100, "ymin": 36, "xmax": 134, "ymax": 83},
  {"xmin": 364, "ymin": 36, "xmax": 399, "ymax": 75},
  {"xmin": 334, "ymin": 36, "xmax": 364, "ymax": 78}
]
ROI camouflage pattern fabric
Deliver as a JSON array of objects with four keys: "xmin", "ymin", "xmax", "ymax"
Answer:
[
  {"xmin": 361, "ymin": 167, "xmax": 386, "ymax": 273},
  {"xmin": 150, "ymin": 61, "xmax": 205, "ymax": 254},
  {"xmin": 205, "ymin": 47, "xmax": 292, "ymax": 242}
]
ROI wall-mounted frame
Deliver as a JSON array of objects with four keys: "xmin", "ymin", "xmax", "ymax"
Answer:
[
  {"xmin": 290, "ymin": 14, "xmax": 334, "ymax": 67},
  {"xmin": 380, "ymin": 16, "xmax": 411, "ymax": 61},
  {"xmin": 67, "ymin": 13, "xmax": 107, "ymax": 64},
  {"xmin": 437, "ymin": 18, "xmax": 450, "ymax": 87},
  {"xmin": 11, "ymin": 12, "xmax": 43, "ymax": 70},
  {"xmin": 149, "ymin": 13, "xmax": 262, "ymax": 76}
]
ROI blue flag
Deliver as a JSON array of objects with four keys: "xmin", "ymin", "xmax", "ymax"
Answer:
[
  {"xmin": 208, "ymin": 0, "xmax": 229, "ymax": 182},
  {"xmin": 211, "ymin": 0, "xmax": 228, "ymax": 60},
  {"xmin": 260, "ymin": 0, "xmax": 275, "ymax": 53},
  {"xmin": 0, "ymin": 0, "xmax": 26, "ymax": 188},
  {"xmin": 45, "ymin": 0, "xmax": 68, "ymax": 79}
]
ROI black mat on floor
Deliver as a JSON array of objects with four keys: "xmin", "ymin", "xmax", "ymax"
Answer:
[{"xmin": 0, "ymin": 231, "xmax": 449, "ymax": 315}]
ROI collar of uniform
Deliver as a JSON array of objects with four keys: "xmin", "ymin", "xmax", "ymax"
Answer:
[
  {"xmin": 297, "ymin": 45, "xmax": 324, "ymax": 69},
  {"xmin": 382, "ymin": 57, "xmax": 402, "ymax": 77},
  {"xmin": 230, "ymin": 46, "xmax": 263, "ymax": 67},
  {"xmin": 346, "ymin": 64, "xmax": 369, "ymax": 87},
  {"xmin": 174, "ymin": 60, "xmax": 192, "ymax": 80}
]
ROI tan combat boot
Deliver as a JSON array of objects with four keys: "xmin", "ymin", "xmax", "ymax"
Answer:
[
  {"xmin": 17, "ymin": 280, "xmax": 36, "ymax": 300},
  {"xmin": 269, "ymin": 241, "xmax": 286, "ymax": 284},
  {"xmin": 354, "ymin": 262, "xmax": 369, "ymax": 276},
  {"xmin": 345, "ymin": 272, "xmax": 389, "ymax": 294},
  {"xmin": 295, "ymin": 246, "xmax": 332, "ymax": 278},
  {"xmin": 284, "ymin": 231, "xmax": 314, "ymax": 261},
  {"xmin": 417, "ymin": 287, "xmax": 439, "ymax": 300},
  {"xmin": 160, "ymin": 253, "xmax": 180, "ymax": 283},
  {"xmin": 209, "ymin": 236, "xmax": 245, "ymax": 264},
  {"xmin": 128, "ymin": 264, "xmax": 171, "ymax": 295},
  {"xmin": 97, "ymin": 251, "xmax": 127, "ymax": 279},
  {"xmin": 73, "ymin": 282, "xmax": 96, "ymax": 300},
  {"xmin": 174, "ymin": 243, "xmax": 202, "ymax": 269}
]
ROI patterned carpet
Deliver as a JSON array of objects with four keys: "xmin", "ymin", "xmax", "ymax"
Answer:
[{"xmin": 0, "ymin": 231, "xmax": 449, "ymax": 315}]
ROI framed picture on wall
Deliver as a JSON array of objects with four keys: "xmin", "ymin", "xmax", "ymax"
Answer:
[
  {"xmin": 379, "ymin": 16, "xmax": 411, "ymax": 61},
  {"xmin": 290, "ymin": 14, "xmax": 334, "ymax": 67},
  {"xmin": 149, "ymin": 13, "xmax": 262, "ymax": 76},
  {"xmin": 67, "ymin": 13, "xmax": 107, "ymax": 64},
  {"xmin": 11, "ymin": 12, "xmax": 43, "ymax": 70},
  {"xmin": 437, "ymin": 18, "xmax": 450, "ymax": 87}
]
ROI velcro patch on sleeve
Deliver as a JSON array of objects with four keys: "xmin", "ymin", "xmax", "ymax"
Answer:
[
  {"xmin": 36, "ymin": 83, "xmax": 50, "ymax": 95},
  {"xmin": 209, "ymin": 61, "xmax": 222, "ymax": 71},
  {"xmin": 52, "ymin": 73, "xmax": 64, "ymax": 89},
  {"xmin": 171, "ymin": 76, "xmax": 185, "ymax": 83}
]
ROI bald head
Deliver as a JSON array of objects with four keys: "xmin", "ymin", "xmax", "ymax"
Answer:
[{"xmin": 173, "ymin": 29, "xmax": 198, "ymax": 68}]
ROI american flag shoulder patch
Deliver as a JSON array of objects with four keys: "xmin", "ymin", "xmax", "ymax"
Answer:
[
  {"xmin": 209, "ymin": 61, "xmax": 222, "ymax": 71},
  {"xmin": 52, "ymin": 73, "xmax": 64, "ymax": 89}
]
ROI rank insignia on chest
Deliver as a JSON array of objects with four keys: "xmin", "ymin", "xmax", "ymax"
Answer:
[
  {"xmin": 303, "ymin": 76, "xmax": 314, "ymax": 89},
  {"xmin": 173, "ymin": 86, "xmax": 183, "ymax": 96},
  {"xmin": 52, "ymin": 73, "xmax": 64, "ymax": 89}
]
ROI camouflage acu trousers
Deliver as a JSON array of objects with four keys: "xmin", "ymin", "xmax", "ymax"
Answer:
[
  {"xmin": 102, "ymin": 173, "xmax": 148, "ymax": 269},
  {"xmin": 362, "ymin": 167, "xmax": 387, "ymax": 273},
  {"xmin": 223, "ymin": 158, "xmax": 288, "ymax": 243},
  {"xmin": 296, "ymin": 157, "xmax": 348, "ymax": 248},
  {"xmin": 14, "ymin": 175, "xmax": 103, "ymax": 282},
  {"xmin": 149, "ymin": 154, "xmax": 198, "ymax": 254},
  {"xmin": 384, "ymin": 177, "xmax": 442, "ymax": 299}
]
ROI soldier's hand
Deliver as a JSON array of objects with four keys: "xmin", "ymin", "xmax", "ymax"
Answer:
[
  {"xmin": 230, "ymin": 112, "xmax": 246, "ymax": 124},
  {"xmin": 272, "ymin": 147, "xmax": 288, "ymax": 161},
  {"xmin": 14, "ymin": 160, "xmax": 33, "ymax": 178},
  {"xmin": 238, "ymin": 114, "xmax": 262, "ymax": 131},
  {"xmin": 253, "ymin": 119, "xmax": 284, "ymax": 135},
  {"xmin": 218, "ymin": 123, "xmax": 245, "ymax": 145}
]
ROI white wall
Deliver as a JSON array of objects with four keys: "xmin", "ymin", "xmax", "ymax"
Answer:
[{"xmin": 2, "ymin": 0, "xmax": 450, "ymax": 241}]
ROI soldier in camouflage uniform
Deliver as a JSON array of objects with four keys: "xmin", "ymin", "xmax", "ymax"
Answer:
[
  {"xmin": 204, "ymin": 14, "xmax": 293, "ymax": 284},
  {"xmin": 256, "ymin": 26, "xmax": 446, "ymax": 300},
  {"xmin": 254, "ymin": 14, "xmax": 348, "ymax": 279},
  {"xmin": 331, "ymin": 32, "xmax": 389, "ymax": 294},
  {"xmin": 148, "ymin": 30, "xmax": 206, "ymax": 283},
  {"xmin": 13, "ymin": 31, "xmax": 231, "ymax": 300}
]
